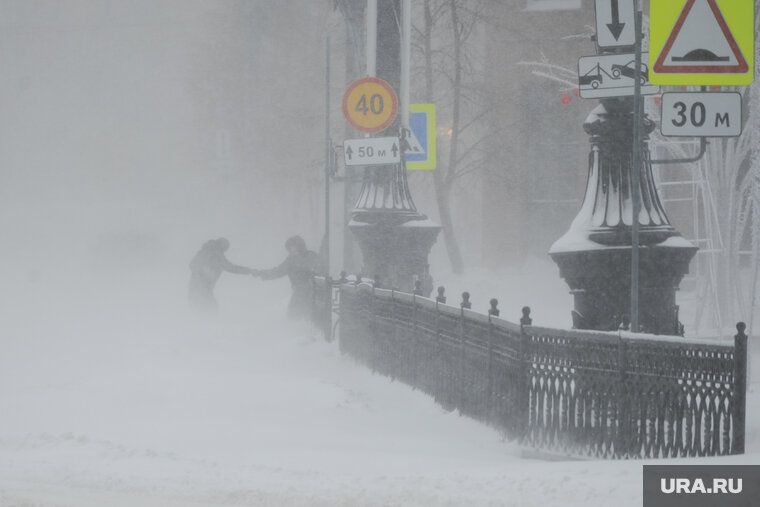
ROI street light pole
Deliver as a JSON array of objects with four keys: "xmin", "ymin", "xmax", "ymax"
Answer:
[
  {"xmin": 350, "ymin": 0, "xmax": 439, "ymax": 292},
  {"xmin": 366, "ymin": 0, "xmax": 377, "ymax": 77},
  {"xmin": 324, "ymin": 36, "xmax": 331, "ymax": 276},
  {"xmin": 552, "ymin": 1, "xmax": 696, "ymax": 336},
  {"xmin": 630, "ymin": 9, "xmax": 643, "ymax": 332},
  {"xmin": 400, "ymin": 0, "xmax": 411, "ymax": 129}
]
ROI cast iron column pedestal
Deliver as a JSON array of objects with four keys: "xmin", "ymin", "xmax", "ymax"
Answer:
[
  {"xmin": 550, "ymin": 98, "xmax": 697, "ymax": 335},
  {"xmin": 349, "ymin": 163, "xmax": 439, "ymax": 294},
  {"xmin": 348, "ymin": 0, "xmax": 439, "ymax": 294}
]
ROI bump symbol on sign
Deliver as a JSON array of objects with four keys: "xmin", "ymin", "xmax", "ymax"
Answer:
[
  {"xmin": 653, "ymin": 0, "xmax": 747, "ymax": 74},
  {"xmin": 649, "ymin": 0, "xmax": 754, "ymax": 85}
]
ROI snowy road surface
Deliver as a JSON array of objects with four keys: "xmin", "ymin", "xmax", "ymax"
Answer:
[{"xmin": 1, "ymin": 276, "xmax": 758, "ymax": 507}]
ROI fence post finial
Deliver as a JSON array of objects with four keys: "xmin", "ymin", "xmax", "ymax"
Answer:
[
  {"xmin": 461, "ymin": 291, "xmax": 471, "ymax": 309},
  {"xmin": 414, "ymin": 279, "xmax": 423, "ymax": 296},
  {"xmin": 520, "ymin": 306, "xmax": 532, "ymax": 326},
  {"xmin": 339, "ymin": 270, "xmax": 348, "ymax": 284},
  {"xmin": 488, "ymin": 298, "xmax": 499, "ymax": 317},
  {"xmin": 436, "ymin": 286, "xmax": 446, "ymax": 304}
]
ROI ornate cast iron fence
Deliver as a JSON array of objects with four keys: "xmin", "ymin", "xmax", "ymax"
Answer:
[{"xmin": 311, "ymin": 276, "xmax": 748, "ymax": 459}]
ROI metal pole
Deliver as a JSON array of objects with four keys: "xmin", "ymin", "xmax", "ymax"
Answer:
[
  {"xmin": 366, "ymin": 0, "xmax": 377, "ymax": 77},
  {"xmin": 748, "ymin": 63, "xmax": 760, "ymax": 383},
  {"xmin": 324, "ymin": 36, "xmax": 331, "ymax": 276},
  {"xmin": 400, "ymin": 0, "xmax": 411, "ymax": 128},
  {"xmin": 630, "ymin": 10, "xmax": 642, "ymax": 332}
]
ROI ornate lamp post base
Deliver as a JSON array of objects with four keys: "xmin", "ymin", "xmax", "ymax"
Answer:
[
  {"xmin": 551, "ymin": 242, "xmax": 696, "ymax": 333},
  {"xmin": 550, "ymin": 99, "xmax": 697, "ymax": 335},
  {"xmin": 350, "ymin": 215, "xmax": 439, "ymax": 294}
]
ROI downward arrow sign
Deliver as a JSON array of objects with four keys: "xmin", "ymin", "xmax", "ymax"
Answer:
[{"xmin": 606, "ymin": 0, "xmax": 625, "ymax": 41}]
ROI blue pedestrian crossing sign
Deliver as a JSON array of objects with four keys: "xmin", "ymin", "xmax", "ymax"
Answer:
[{"xmin": 404, "ymin": 104, "xmax": 436, "ymax": 170}]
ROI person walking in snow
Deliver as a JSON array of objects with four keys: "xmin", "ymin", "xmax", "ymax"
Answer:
[
  {"xmin": 253, "ymin": 235, "xmax": 321, "ymax": 321},
  {"xmin": 188, "ymin": 238, "xmax": 255, "ymax": 310}
]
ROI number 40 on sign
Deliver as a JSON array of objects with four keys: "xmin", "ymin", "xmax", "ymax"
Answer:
[{"xmin": 342, "ymin": 77, "xmax": 399, "ymax": 134}]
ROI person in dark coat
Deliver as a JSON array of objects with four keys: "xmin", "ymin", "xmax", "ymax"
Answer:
[
  {"xmin": 188, "ymin": 238, "xmax": 254, "ymax": 310},
  {"xmin": 253, "ymin": 236, "xmax": 321, "ymax": 320}
]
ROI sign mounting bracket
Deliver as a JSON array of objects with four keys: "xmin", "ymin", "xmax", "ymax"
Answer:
[{"xmin": 650, "ymin": 136, "xmax": 707, "ymax": 165}]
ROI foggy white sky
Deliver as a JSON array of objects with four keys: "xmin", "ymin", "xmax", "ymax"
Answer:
[
  {"xmin": 0, "ymin": 1, "xmax": 211, "ymax": 278},
  {"xmin": 0, "ymin": 0, "xmax": 467, "ymax": 298}
]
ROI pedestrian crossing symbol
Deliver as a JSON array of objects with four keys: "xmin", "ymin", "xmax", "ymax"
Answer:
[
  {"xmin": 649, "ymin": 0, "xmax": 753, "ymax": 85},
  {"xmin": 405, "ymin": 104, "xmax": 436, "ymax": 170}
]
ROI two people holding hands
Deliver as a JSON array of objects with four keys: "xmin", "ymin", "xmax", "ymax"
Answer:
[{"xmin": 188, "ymin": 235, "xmax": 320, "ymax": 320}]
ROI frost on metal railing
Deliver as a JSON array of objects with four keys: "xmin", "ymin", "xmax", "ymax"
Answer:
[
  {"xmin": 310, "ymin": 275, "xmax": 748, "ymax": 459},
  {"xmin": 524, "ymin": 326, "xmax": 745, "ymax": 458}
]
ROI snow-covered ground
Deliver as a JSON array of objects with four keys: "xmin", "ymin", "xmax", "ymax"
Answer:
[{"xmin": 1, "ymin": 261, "xmax": 758, "ymax": 507}]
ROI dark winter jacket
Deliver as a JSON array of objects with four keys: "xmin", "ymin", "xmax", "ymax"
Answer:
[
  {"xmin": 189, "ymin": 240, "xmax": 251, "ymax": 290},
  {"xmin": 260, "ymin": 250, "xmax": 320, "ymax": 290},
  {"xmin": 260, "ymin": 236, "xmax": 322, "ymax": 320}
]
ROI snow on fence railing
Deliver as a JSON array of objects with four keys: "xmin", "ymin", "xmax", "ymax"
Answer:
[{"xmin": 310, "ymin": 276, "xmax": 748, "ymax": 459}]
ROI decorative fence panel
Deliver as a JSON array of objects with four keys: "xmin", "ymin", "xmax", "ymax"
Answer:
[{"xmin": 311, "ymin": 277, "xmax": 747, "ymax": 459}]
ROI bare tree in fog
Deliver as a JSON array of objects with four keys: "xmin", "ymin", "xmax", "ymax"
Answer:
[{"xmin": 413, "ymin": 0, "xmax": 493, "ymax": 274}]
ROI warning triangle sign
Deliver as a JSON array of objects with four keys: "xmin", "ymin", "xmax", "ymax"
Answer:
[{"xmin": 653, "ymin": 0, "xmax": 748, "ymax": 74}]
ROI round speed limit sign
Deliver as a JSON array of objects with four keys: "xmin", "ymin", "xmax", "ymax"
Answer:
[{"xmin": 342, "ymin": 77, "xmax": 398, "ymax": 134}]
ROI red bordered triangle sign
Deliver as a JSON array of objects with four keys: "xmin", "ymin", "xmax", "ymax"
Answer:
[{"xmin": 653, "ymin": 0, "xmax": 748, "ymax": 74}]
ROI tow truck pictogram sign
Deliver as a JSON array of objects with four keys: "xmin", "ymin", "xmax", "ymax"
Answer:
[
  {"xmin": 578, "ymin": 53, "xmax": 658, "ymax": 98},
  {"xmin": 649, "ymin": 0, "xmax": 753, "ymax": 85}
]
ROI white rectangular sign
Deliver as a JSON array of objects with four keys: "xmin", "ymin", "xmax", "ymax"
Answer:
[
  {"xmin": 595, "ymin": 0, "xmax": 636, "ymax": 49},
  {"xmin": 661, "ymin": 92, "xmax": 742, "ymax": 137},
  {"xmin": 578, "ymin": 53, "xmax": 659, "ymax": 98},
  {"xmin": 343, "ymin": 137, "xmax": 401, "ymax": 166}
]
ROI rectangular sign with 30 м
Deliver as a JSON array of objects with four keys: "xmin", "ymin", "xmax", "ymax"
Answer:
[{"xmin": 660, "ymin": 92, "xmax": 741, "ymax": 137}]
